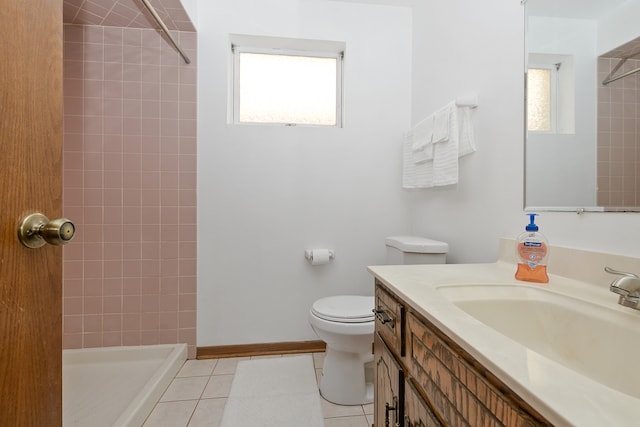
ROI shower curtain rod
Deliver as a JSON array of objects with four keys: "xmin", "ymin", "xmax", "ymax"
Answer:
[
  {"xmin": 140, "ymin": 0, "xmax": 191, "ymax": 64},
  {"xmin": 602, "ymin": 64, "xmax": 640, "ymax": 86}
]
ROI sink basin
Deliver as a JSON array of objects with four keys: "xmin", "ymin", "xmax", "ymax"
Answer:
[{"xmin": 436, "ymin": 283, "xmax": 640, "ymax": 399}]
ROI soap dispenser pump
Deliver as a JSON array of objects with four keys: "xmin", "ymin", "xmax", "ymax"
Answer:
[{"xmin": 515, "ymin": 213, "xmax": 549, "ymax": 283}]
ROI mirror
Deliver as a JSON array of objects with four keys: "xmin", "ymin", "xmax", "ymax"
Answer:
[{"xmin": 524, "ymin": 0, "xmax": 640, "ymax": 212}]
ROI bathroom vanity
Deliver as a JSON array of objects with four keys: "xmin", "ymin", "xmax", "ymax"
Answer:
[
  {"xmin": 370, "ymin": 239, "xmax": 640, "ymax": 427},
  {"xmin": 373, "ymin": 282, "xmax": 549, "ymax": 427}
]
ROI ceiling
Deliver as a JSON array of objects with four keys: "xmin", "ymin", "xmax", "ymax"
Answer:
[
  {"xmin": 326, "ymin": 0, "xmax": 416, "ymax": 7},
  {"xmin": 63, "ymin": 0, "xmax": 195, "ymax": 31},
  {"xmin": 526, "ymin": 0, "xmax": 632, "ymax": 20}
]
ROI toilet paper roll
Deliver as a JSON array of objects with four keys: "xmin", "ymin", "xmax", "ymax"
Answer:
[{"xmin": 310, "ymin": 249, "xmax": 331, "ymax": 266}]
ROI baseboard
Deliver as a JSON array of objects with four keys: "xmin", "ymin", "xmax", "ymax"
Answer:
[{"xmin": 197, "ymin": 340, "xmax": 326, "ymax": 359}]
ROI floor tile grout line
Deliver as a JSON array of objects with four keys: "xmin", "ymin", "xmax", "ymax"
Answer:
[
  {"xmin": 184, "ymin": 398, "xmax": 198, "ymax": 427},
  {"xmin": 146, "ymin": 351, "xmax": 375, "ymax": 426}
]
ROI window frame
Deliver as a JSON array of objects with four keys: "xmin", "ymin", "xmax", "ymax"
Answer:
[
  {"xmin": 527, "ymin": 63, "xmax": 558, "ymax": 134},
  {"xmin": 230, "ymin": 43, "xmax": 344, "ymax": 128}
]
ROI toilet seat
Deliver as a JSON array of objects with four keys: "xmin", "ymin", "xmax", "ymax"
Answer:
[{"xmin": 311, "ymin": 296, "xmax": 374, "ymax": 323}]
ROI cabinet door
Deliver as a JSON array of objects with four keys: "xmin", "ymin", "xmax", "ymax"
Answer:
[
  {"xmin": 375, "ymin": 333, "xmax": 404, "ymax": 427},
  {"xmin": 404, "ymin": 378, "xmax": 442, "ymax": 427}
]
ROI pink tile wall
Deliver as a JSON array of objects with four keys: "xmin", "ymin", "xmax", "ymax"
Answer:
[
  {"xmin": 597, "ymin": 57, "xmax": 640, "ymax": 208},
  {"xmin": 62, "ymin": 24, "xmax": 197, "ymax": 358},
  {"xmin": 63, "ymin": 0, "xmax": 195, "ymax": 32}
]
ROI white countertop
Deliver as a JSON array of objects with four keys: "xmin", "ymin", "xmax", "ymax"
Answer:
[{"xmin": 368, "ymin": 246, "xmax": 640, "ymax": 427}]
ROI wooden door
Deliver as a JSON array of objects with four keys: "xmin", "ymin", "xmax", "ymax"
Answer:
[{"xmin": 0, "ymin": 0, "xmax": 64, "ymax": 425}]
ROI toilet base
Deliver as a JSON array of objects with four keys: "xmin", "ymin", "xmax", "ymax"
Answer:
[{"xmin": 319, "ymin": 347, "xmax": 374, "ymax": 405}]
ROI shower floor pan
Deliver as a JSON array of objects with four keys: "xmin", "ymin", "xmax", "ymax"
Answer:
[{"xmin": 63, "ymin": 344, "xmax": 187, "ymax": 427}]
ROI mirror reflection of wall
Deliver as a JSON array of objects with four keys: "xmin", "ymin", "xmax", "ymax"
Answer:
[
  {"xmin": 597, "ymin": 37, "xmax": 640, "ymax": 208},
  {"xmin": 525, "ymin": 12, "xmax": 597, "ymax": 209},
  {"xmin": 525, "ymin": 0, "xmax": 640, "ymax": 212}
]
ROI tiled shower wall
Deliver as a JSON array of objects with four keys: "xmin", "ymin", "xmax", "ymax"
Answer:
[
  {"xmin": 597, "ymin": 57, "xmax": 640, "ymax": 207},
  {"xmin": 62, "ymin": 24, "xmax": 197, "ymax": 358}
]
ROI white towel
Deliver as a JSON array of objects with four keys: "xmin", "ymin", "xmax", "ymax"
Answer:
[
  {"xmin": 410, "ymin": 114, "xmax": 434, "ymax": 152},
  {"xmin": 432, "ymin": 105, "xmax": 451, "ymax": 143},
  {"xmin": 402, "ymin": 102, "xmax": 477, "ymax": 189},
  {"xmin": 409, "ymin": 115, "xmax": 434, "ymax": 164},
  {"xmin": 406, "ymin": 133, "xmax": 434, "ymax": 164},
  {"xmin": 457, "ymin": 106, "xmax": 477, "ymax": 157},
  {"xmin": 402, "ymin": 135, "xmax": 434, "ymax": 188},
  {"xmin": 432, "ymin": 102, "xmax": 458, "ymax": 186}
]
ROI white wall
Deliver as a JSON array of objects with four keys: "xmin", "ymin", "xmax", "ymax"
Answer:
[
  {"xmin": 410, "ymin": 0, "xmax": 640, "ymax": 264},
  {"xmin": 598, "ymin": 0, "xmax": 640, "ymax": 54},
  {"xmin": 526, "ymin": 17, "xmax": 597, "ymax": 208},
  {"xmin": 197, "ymin": 0, "xmax": 412, "ymax": 346},
  {"xmin": 408, "ymin": 0, "xmax": 525, "ymax": 263},
  {"xmin": 197, "ymin": 0, "xmax": 640, "ymax": 348},
  {"xmin": 179, "ymin": 0, "xmax": 198, "ymax": 28}
]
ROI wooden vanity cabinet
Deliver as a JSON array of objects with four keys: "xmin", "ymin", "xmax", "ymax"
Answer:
[
  {"xmin": 404, "ymin": 377, "xmax": 442, "ymax": 427},
  {"xmin": 374, "ymin": 279, "xmax": 552, "ymax": 427},
  {"xmin": 374, "ymin": 283, "xmax": 404, "ymax": 427}
]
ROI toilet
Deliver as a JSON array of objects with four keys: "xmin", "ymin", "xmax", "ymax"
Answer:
[{"xmin": 309, "ymin": 235, "xmax": 448, "ymax": 405}]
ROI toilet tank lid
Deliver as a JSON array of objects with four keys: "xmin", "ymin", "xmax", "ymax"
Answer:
[{"xmin": 385, "ymin": 235, "xmax": 449, "ymax": 254}]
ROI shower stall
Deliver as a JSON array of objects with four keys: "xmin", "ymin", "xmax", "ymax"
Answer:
[{"xmin": 61, "ymin": 0, "xmax": 198, "ymax": 424}]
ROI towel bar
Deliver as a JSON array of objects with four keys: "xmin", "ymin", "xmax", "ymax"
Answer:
[{"xmin": 455, "ymin": 94, "xmax": 478, "ymax": 109}]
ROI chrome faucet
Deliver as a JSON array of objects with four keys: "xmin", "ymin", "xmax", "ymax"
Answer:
[{"xmin": 605, "ymin": 267, "xmax": 640, "ymax": 310}]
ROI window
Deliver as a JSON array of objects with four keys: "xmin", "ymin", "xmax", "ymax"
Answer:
[
  {"xmin": 527, "ymin": 67, "xmax": 554, "ymax": 132},
  {"xmin": 230, "ymin": 35, "xmax": 345, "ymax": 127},
  {"xmin": 526, "ymin": 53, "xmax": 575, "ymax": 134}
]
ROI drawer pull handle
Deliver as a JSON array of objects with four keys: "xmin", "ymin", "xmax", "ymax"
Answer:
[
  {"xmin": 385, "ymin": 397, "xmax": 398, "ymax": 427},
  {"xmin": 374, "ymin": 307, "xmax": 395, "ymax": 327}
]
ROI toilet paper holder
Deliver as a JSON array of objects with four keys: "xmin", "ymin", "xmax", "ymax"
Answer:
[{"xmin": 304, "ymin": 249, "xmax": 335, "ymax": 263}]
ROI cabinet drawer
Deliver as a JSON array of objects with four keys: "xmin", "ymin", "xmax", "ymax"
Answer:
[
  {"xmin": 375, "ymin": 282, "xmax": 404, "ymax": 356},
  {"xmin": 406, "ymin": 312, "xmax": 546, "ymax": 427}
]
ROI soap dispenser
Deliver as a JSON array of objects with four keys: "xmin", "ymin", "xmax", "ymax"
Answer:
[{"xmin": 515, "ymin": 213, "xmax": 549, "ymax": 283}]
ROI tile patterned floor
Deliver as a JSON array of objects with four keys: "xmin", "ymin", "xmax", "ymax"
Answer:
[{"xmin": 143, "ymin": 353, "xmax": 373, "ymax": 427}]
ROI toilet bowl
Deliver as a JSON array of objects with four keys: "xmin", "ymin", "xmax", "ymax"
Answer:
[
  {"xmin": 309, "ymin": 295, "xmax": 374, "ymax": 405},
  {"xmin": 309, "ymin": 235, "xmax": 448, "ymax": 405}
]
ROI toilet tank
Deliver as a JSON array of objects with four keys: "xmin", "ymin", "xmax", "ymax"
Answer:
[{"xmin": 385, "ymin": 236, "xmax": 448, "ymax": 265}]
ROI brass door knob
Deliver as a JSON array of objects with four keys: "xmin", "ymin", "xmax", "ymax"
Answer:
[{"xmin": 18, "ymin": 213, "xmax": 75, "ymax": 248}]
